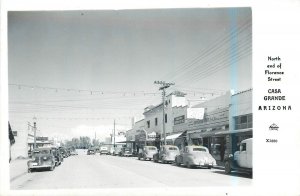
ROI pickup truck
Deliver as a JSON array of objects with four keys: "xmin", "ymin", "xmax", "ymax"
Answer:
[{"xmin": 224, "ymin": 138, "xmax": 252, "ymax": 174}]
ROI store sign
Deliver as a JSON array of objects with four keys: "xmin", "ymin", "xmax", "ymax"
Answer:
[
  {"xmin": 187, "ymin": 108, "xmax": 205, "ymax": 119},
  {"xmin": 148, "ymin": 132, "xmax": 157, "ymax": 140},
  {"xmin": 174, "ymin": 115, "xmax": 185, "ymax": 125},
  {"xmin": 36, "ymin": 137, "xmax": 48, "ymax": 141},
  {"xmin": 188, "ymin": 108, "xmax": 229, "ymax": 129}
]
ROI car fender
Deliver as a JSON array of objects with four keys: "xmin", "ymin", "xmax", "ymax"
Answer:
[{"xmin": 176, "ymin": 155, "xmax": 183, "ymax": 163}]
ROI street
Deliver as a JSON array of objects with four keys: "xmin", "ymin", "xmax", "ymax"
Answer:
[{"xmin": 11, "ymin": 150, "xmax": 252, "ymax": 189}]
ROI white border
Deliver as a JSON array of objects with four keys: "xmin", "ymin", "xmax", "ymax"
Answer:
[{"xmin": 1, "ymin": 0, "xmax": 300, "ymax": 195}]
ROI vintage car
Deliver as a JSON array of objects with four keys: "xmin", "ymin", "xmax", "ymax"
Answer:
[
  {"xmin": 100, "ymin": 146, "xmax": 109, "ymax": 155},
  {"xmin": 112, "ymin": 147, "xmax": 122, "ymax": 156},
  {"xmin": 70, "ymin": 150, "xmax": 78, "ymax": 155},
  {"xmin": 27, "ymin": 147, "xmax": 56, "ymax": 172},
  {"xmin": 87, "ymin": 148, "xmax": 96, "ymax": 155},
  {"xmin": 175, "ymin": 146, "xmax": 217, "ymax": 169},
  {"xmin": 153, "ymin": 145, "xmax": 180, "ymax": 163},
  {"xmin": 224, "ymin": 138, "xmax": 252, "ymax": 174},
  {"xmin": 59, "ymin": 147, "xmax": 68, "ymax": 158},
  {"xmin": 120, "ymin": 147, "xmax": 133, "ymax": 157},
  {"xmin": 138, "ymin": 146, "xmax": 157, "ymax": 161},
  {"xmin": 51, "ymin": 147, "xmax": 63, "ymax": 166}
]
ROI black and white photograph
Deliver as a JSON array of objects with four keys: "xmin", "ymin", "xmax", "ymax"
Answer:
[
  {"xmin": 1, "ymin": 1, "xmax": 300, "ymax": 196},
  {"xmin": 7, "ymin": 7, "xmax": 252, "ymax": 190}
]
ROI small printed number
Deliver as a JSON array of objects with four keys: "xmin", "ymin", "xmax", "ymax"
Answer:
[{"xmin": 266, "ymin": 139, "xmax": 278, "ymax": 143}]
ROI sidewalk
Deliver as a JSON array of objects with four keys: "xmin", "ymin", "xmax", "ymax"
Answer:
[{"xmin": 10, "ymin": 158, "xmax": 29, "ymax": 182}]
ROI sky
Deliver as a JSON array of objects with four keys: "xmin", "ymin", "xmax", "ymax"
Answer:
[{"xmin": 8, "ymin": 8, "xmax": 252, "ymax": 141}]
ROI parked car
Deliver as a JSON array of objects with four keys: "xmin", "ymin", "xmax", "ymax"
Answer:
[
  {"xmin": 153, "ymin": 145, "xmax": 180, "ymax": 164},
  {"xmin": 138, "ymin": 146, "xmax": 157, "ymax": 161},
  {"xmin": 87, "ymin": 148, "xmax": 96, "ymax": 155},
  {"xmin": 66, "ymin": 148, "xmax": 71, "ymax": 157},
  {"xmin": 224, "ymin": 138, "xmax": 252, "ymax": 174},
  {"xmin": 27, "ymin": 147, "xmax": 56, "ymax": 172},
  {"xmin": 112, "ymin": 147, "xmax": 122, "ymax": 156},
  {"xmin": 100, "ymin": 146, "xmax": 109, "ymax": 155},
  {"xmin": 120, "ymin": 147, "xmax": 133, "ymax": 157},
  {"xmin": 51, "ymin": 147, "xmax": 63, "ymax": 166},
  {"xmin": 59, "ymin": 147, "xmax": 68, "ymax": 158},
  {"xmin": 175, "ymin": 146, "xmax": 217, "ymax": 169}
]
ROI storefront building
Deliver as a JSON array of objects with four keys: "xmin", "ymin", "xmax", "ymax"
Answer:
[
  {"xmin": 226, "ymin": 89, "xmax": 253, "ymax": 155},
  {"xmin": 142, "ymin": 91, "xmax": 203, "ymax": 145},
  {"xmin": 172, "ymin": 91, "xmax": 228, "ymax": 162},
  {"xmin": 172, "ymin": 90, "xmax": 253, "ymax": 165}
]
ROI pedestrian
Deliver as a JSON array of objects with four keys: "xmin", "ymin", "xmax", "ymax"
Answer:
[{"xmin": 220, "ymin": 141, "xmax": 225, "ymax": 162}]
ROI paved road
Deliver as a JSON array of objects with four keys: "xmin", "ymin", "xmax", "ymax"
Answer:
[{"xmin": 11, "ymin": 153, "xmax": 252, "ymax": 189}]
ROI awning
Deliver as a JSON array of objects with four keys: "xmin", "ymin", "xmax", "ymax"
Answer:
[
  {"xmin": 115, "ymin": 141, "xmax": 127, "ymax": 144},
  {"xmin": 119, "ymin": 141, "xmax": 136, "ymax": 143},
  {"xmin": 164, "ymin": 132, "xmax": 185, "ymax": 140},
  {"xmin": 215, "ymin": 128, "xmax": 252, "ymax": 135}
]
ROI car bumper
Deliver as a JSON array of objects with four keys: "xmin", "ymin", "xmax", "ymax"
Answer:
[
  {"xmin": 164, "ymin": 155, "xmax": 177, "ymax": 162},
  {"xmin": 28, "ymin": 164, "xmax": 53, "ymax": 169},
  {"xmin": 192, "ymin": 161, "xmax": 216, "ymax": 167},
  {"xmin": 145, "ymin": 154, "xmax": 155, "ymax": 159}
]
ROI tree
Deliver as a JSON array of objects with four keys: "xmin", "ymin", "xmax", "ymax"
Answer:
[
  {"xmin": 92, "ymin": 139, "xmax": 100, "ymax": 147},
  {"xmin": 79, "ymin": 136, "xmax": 91, "ymax": 149}
]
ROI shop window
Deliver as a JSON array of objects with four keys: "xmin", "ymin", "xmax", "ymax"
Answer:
[
  {"xmin": 191, "ymin": 138, "xmax": 202, "ymax": 146},
  {"xmin": 241, "ymin": 143, "xmax": 247, "ymax": 151},
  {"xmin": 147, "ymin": 120, "xmax": 150, "ymax": 128},
  {"xmin": 155, "ymin": 118, "xmax": 158, "ymax": 126},
  {"xmin": 234, "ymin": 114, "xmax": 253, "ymax": 130}
]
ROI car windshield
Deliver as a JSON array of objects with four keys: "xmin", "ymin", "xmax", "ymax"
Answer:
[
  {"xmin": 148, "ymin": 147, "xmax": 156, "ymax": 151},
  {"xmin": 193, "ymin": 148, "xmax": 207, "ymax": 152},
  {"xmin": 168, "ymin": 147, "xmax": 178, "ymax": 151}
]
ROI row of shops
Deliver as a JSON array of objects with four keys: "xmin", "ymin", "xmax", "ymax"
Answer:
[{"xmin": 126, "ymin": 89, "xmax": 253, "ymax": 164}]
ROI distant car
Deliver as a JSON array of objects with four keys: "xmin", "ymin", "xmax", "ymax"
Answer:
[
  {"xmin": 120, "ymin": 147, "xmax": 133, "ymax": 157},
  {"xmin": 153, "ymin": 145, "xmax": 180, "ymax": 164},
  {"xmin": 51, "ymin": 147, "xmax": 63, "ymax": 166},
  {"xmin": 112, "ymin": 147, "xmax": 122, "ymax": 156},
  {"xmin": 70, "ymin": 150, "xmax": 78, "ymax": 155},
  {"xmin": 175, "ymin": 146, "xmax": 217, "ymax": 169},
  {"xmin": 27, "ymin": 147, "xmax": 56, "ymax": 172},
  {"xmin": 100, "ymin": 147, "xmax": 109, "ymax": 155},
  {"xmin": 59, "ymin": 147, "xmax": 68, "ymax": 158},
  {"xmin": 138, "ymin": 146, "xmax": 157, "ymax": 161},
  {"xmin": 87, "ymin": 149, "xmax": 96, "ymax": 155}
]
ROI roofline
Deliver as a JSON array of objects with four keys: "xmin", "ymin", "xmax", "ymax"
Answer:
[
  {"xmin": 143, "ymin": 103, "xmax": 163, "ymax": 114},
  {"xmin": 232, "ymin": 88, "xmax": 253, "ymax": 96}
]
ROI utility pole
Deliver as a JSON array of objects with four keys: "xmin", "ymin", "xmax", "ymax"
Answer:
[
  {"xmin": 33, "ymin": 117, "xmax": 37, "ymax": 149},
  {"xmin": 154, "ymin": 81, "xmax": 175, "ymax": 145},
  {"xmin": 113, "ymin": 119, "xmax": 116, "ymax": 152}
]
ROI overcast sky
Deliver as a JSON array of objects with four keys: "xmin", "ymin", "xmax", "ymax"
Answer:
[{"xmin": 8, "ymin": 8, "xmax": 252, "ymax": 141}]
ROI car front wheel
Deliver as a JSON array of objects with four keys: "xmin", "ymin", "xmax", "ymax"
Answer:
[
  {"xmin": 187, "ymin": 162, "xmax": 192, "ymax": 169},
  {"xmin": 175, "ymin": 158, "xmax": 180, "ymax": 166},
  {"xmin": 225, "ymin": 161, "xmax": 231, "ymax": 174}
]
